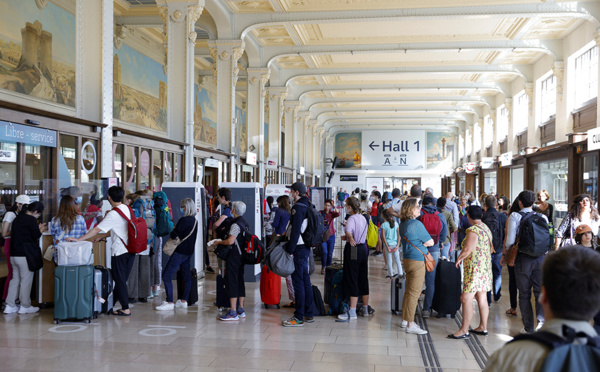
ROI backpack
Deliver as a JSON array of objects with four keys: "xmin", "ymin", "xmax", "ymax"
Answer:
[
  {"xmin": 296, "ymin": 202, "xmax": 327, "ymax": 247},
  {"xmin": 366, "ymin": 217, "xmax": 379, "ymax": 248},
  {"xmin": 215, "ymin": 216, "xmax": 233, "ymax": 240},
  {"xmin": 509, "ymin": 326, "xmax": 600, "ymax": 372},
  {"xmin": 237, "ymin": 228, "xmax": 265, "ymax": 265},
  {"xmin": 517, "ymin": 211, "xmax": 551, "ymax": 257},
  {"xmin": 419, "ymin": 210, "xmax": 442, "ymax": 244},
  {"xmin": 112, "ymin": 205, "xmax": 148, "ymax": 254},
  {"xmin": 153, "ymin": 192, "xmax": 174, "ymax": 237},
  {"xmin": 311, "ymin": 285, "xmax": 326, "ymax": 316},
  {"xmin": 482, "ymin": 211, "xmax": 504, "ymax": 253},
  {"xmin": 328, "ymin": 270, "xmax": 345, "ymax": 315}
]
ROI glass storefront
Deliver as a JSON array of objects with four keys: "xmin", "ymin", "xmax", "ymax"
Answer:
[
  {"xmin": 483, "ymin": 172, "xmax": 497, "ymax": 195},
  {"xmin": 533, "ymin": 158, "xmax": 568, "ymax": 228},
  {"xmin": 381, "ymin": 177, "xmax": 421, "ymax": 195},
  {"xmin": 139, "ymin": 148, "xmax": 150, "ymax": 190},
  {"xmin": 510, "ymin": 168, "xmax": 524, "ymax": 202},
  {"xmin": 125, "ymin": 146, "xmax": 137, "ymax": 195},
  {"xmin": 0, "ymin": 142, "xmax": 17, "ymax": 214},
  {"xmin": 581, "ymin": 155, "xmax": 598, "ymax": 207},
  {"xmin": 153, "ymin": 150, "xmax": 163, "ymax": 192}
]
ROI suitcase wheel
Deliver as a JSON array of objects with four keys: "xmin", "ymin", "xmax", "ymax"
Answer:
[
  {"xmin": 436, "ymin": 314, "xmax": 443, "ymax": 318},
  {"xmin": 53, "ymin": 319, "xmax": 59, "ymax": 324},
  {"xmin": 84, "ymin": 319, "xmax": 91, "ymax": 324},
  {"xmin": 264, "ymin": 303, "xmax": 269, "ymax": 309},
  {"xmin": 276, "ymin": 303, "xmax": 280, "ymax": 309},
  {"xmin": 450, "ymin": 314, "xmax": 455, "ymax": 319}
]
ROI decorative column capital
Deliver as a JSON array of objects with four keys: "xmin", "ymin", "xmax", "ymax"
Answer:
[
  {"xmin": 552, "ymin": 61, "xmax": 564, "ymax": 100},
  {"xmin": 594, "ymin": 27, "xmax": 600, "ymax": 47},
  {"xmin": 187, "ymin": 4, "xmax": 204, "ymax": 42},
  {"xmin": 285, "ymin": 100, "xmax": 300, "ymax": 115},
  {"xmin": 524, "ymin": 82, "xmax": 534, "ymax": 113},
  {"xmin": 113, "ymin": 25, "xmax": 128, "ymax": 50}
]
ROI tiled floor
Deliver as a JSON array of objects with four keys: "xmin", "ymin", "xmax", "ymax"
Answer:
[{"xmin": 1, "ymin": 254, "xmax": 528, "ymax": 372}]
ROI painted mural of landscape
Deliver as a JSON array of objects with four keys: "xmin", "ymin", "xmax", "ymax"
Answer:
[
  {"xmin": 427, "ymin": 131, "xmax": 455, "ymax": 169},
  {"xmin": 335, "ymin": 132, "xmax": 362, "ymax": 169},
  {"xmin": 114, "ymin": 44, "xmax": 167, "ymax": 132},
  {"xmin": 194, "ymin": 85, "xmax": 217, "ymax": 145},
  {"xmin": 0, "ymin": 1, "xmax": 76, "ymax": 106},
  {"xmin": 236, "ymin": 106, "xmax": 248, "ymax": 153}
]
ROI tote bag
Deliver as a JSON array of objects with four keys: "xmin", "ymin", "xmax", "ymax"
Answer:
[{"xmin": 55, "ymin": 241, "xmax": 94, "ymax": 266}]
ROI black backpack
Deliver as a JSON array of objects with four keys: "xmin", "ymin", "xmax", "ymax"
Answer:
[
  {"xmin": 482, "ymin": 211, "xmax": 505, "ymax": 253},
  {"xmin": 296, "ymin": 202, "xmax": 327, "ymax": 247},
  {"xmin": 311, "ymin": 285, "xmax": 326, "ymax": 316},
  {"xmin": 517, "ymin": 211, "xmax": 552, "ymax": 257},
  {"xmin": 215, "ymin": 217, "xmax": 233, "ymax": 240}
]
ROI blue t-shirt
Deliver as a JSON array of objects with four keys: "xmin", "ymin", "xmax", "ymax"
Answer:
[
  {"xmin": 381, "ymin": 221, "xmax": 399, "ymax": 247},
  {"xmin": 400, "ymin": 219, "xmax": 432, "ymax": 262}
]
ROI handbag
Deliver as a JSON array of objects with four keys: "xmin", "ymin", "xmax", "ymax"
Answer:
[
  {"xmin": 24, "ymin": 242, "xmax": 43, "ymax": 272},
  {"xmin": 265, "ymin": 241, "xmax": 295, "ymax": 277},
  {"xmin": 164, "ymin": 219, "xmax": 197, "ymax": 256},
  {"xmin": 56, "ymin": 241, "xmax": 94, "ymax": 266},
  {"xmin": 506, "ymin": 242, "xmax": 519, "ymax": 267},
  {"xmin": 213, "ymin": 244, "xmax": 233, "ymax": 261},
  {"xmin": 401, "ymin": 232, "xmax": 436, "ymax": 272},
  {"xmin": 44, "ymin": 230, "xmax": 66, "ymax": 262}
]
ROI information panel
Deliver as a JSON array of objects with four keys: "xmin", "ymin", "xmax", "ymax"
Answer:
[{"xmin": 361, "ymin": 130, "xmax": 425, "ymax": 171}]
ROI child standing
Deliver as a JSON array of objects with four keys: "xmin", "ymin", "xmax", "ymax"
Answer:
[{"xmin": 381, "ymin": 209, "xmax": 403, "ymax": 279}]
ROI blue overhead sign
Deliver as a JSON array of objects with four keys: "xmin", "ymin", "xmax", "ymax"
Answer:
[{"xmin": 0, "ymin": 120, "xmax": 57, "ymax": 148}]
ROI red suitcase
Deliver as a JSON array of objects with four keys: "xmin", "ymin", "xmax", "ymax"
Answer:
[{"xmin": 260, "ymin": 265, "xmax": 281, "ymax": 308}]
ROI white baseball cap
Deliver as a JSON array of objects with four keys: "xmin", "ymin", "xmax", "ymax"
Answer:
[{"xmin": 15, "ymin": 195, "xmax": 30, "ymax": 204}]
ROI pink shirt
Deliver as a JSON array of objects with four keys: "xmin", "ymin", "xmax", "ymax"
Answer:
[{"xmin": 345, "ymin": 213, "xmax": 368, "ymax": 244}]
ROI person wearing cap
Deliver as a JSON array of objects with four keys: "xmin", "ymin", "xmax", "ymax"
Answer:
[
  {"xmin": 282, "ymin": 182, "xmax": 314, "ymax": 327},
  {"xmin": 574, "ymin": 224, "xmax": 598, "ymax": 250},
  {"xmin": 1, "ymin": 194, "xmax": 30, "ymax": 302}
]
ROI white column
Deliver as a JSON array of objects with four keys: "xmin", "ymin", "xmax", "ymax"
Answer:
[
  {"xmin": 266, "ymin": 87, "xmax": 287, "ymax": 182},
  {"xmin": 157, "ymin": 0, "xmax": 204, "ymax": 182},
  {"xmin": 208, "ymin": 39, "xmax": 244, "ymax": 181},
  {"xmin": 283, "ymin": 101, "xmax": 300, "ymax": 168},
  {"xmin": 247, "ymin": 68, "xmax": 269, "ymax": 185},
  {"xmin": 553, "ymin": 61, "xmax": 569, "ymax": 141},
  {"xmin": 490, "ymin": 109, "xmax": 498, "ymax": 157},
  {"xmin": 295, "ymin": 112, "xmax": 309, "ymax": 180},
  {"xmin": 77, "ymin": 0, "xmax": 113, "ymax": 177},
  {"xmin": 478, "ymin": 118, "xmax": 484, "ymax": 160},
  {"xmin": 307, "ymin": 120, "xmax": 317, "ymax": 177},
  {"xmin": 505, "ymin": 98, "xmax": 516, "ymax": 154},
  {"xmin": 525, "ymin": 82, "xmax": 539, "ymax": 147}
]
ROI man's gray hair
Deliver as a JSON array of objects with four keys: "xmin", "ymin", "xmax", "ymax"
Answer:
[
  {"xmin": 181, "ymin": 198, "xmax": 196, "ymax": 217},
  {"xmin": 232, "ymin": 201, "xmax": 246, "ymax": 216}
]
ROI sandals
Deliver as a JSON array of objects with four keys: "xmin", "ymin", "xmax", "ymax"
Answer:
[
  {"xmin": 506, "ymin": 308, "xmax": 517, "ymax": 316},
  {"xmin": 113, "ymin": 309, "xmax": 131, "ymax": 317},
  {"xmin": 282, "ymin": 302, "xmax": 295, "ymax": 308}
]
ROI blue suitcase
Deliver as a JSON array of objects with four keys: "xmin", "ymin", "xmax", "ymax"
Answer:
[{"xmin": 54, "ymin": 265, "xmax": 94, "ymax": 324}]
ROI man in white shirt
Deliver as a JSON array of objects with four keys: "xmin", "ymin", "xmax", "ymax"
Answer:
[{"xmin": 69, "ymin": 186, "xmax": 135, "ymax": 316}]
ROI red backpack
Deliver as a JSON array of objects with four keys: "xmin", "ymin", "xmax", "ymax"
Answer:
[
  {"xmin": 112, "ymin": 205, "xmax": 148, "ymax": 254},
  {"xmin": 238, "ymin": 229, "xmax": 264, "ymax": 265},
  {"xmin": 419, "ymin": 210, "xmax": 442, "ymax": 244}
]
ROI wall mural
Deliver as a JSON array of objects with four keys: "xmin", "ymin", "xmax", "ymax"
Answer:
[
  {"xmin": 427, "ymin": 131, "xmax": 455, "ymax": 169},
  {"xmin": 113, "ymin": 44, "xmax": 167, "ymax": 131},
  {"xmin": 236, "ymin": 106, "xmax": 247, "ymax": 154},
  {"xmin": 0, "ymin": 1, "xmax": 75, "ymax": 106},
  {"xmin": 264, "ymin": 99, "xmax": 270, "ymax": 158},
  {"xmin": 335, "ymin": 132, "xmax": 362, "ymax": 169},
  {"xmin": 193, "ymin": 84, "xmax": 217, "ymax": 145}
]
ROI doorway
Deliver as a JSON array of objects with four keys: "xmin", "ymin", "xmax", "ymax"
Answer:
[{"xmin": 382, "ymin": 177, "xmax": 421, "ymax": 196}]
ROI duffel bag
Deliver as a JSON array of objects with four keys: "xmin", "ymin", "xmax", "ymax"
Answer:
[{"xmin": 56, "ymin": 241, "xmax": 94, "ymax": 266}]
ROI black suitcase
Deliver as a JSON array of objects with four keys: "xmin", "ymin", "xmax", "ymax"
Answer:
[
  {"xmin": 324, "ymin": 264, "xmax": 343, "ymax": 304},
  {"xmin": 390, "ymin": 274, "xmax": 406, "ymax": 315},
  {"xmin": 432, "ymin": 260, "xmax": 462, "ymax": 318},
  {"xmin": 177, "ymin": 268, "xmax": 198, "ymax": 306}
]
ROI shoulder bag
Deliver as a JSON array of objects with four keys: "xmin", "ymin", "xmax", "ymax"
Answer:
[
  {"xmin": 24, "ymin": 241, "xmax": 44, "ymax": 272},
  {"xmin": 164, "ymin": 219, "xmax": 197, "ymax": 256},
  {"xmin": 400, "ymin": 228, "xmax": 436, "ymax": 272},
  {"xmin": 44, "ymin": 229, "xmax": 65, "ymax": 262}
]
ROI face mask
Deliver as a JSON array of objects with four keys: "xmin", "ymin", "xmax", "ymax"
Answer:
[
  {"xmin": 346, "ymin": 207, "xmax": 352, "ymax": 214},
  {"xmin": 75, "ymin": 196, "xmax": 82, "ymax": 204},
  {"xmin": 180, "ymin": 207, "xmax": 185, "ymax": 215},
  {"xmin": 369, "ymin": 197, "xmax": 375, "ymax": 202}
]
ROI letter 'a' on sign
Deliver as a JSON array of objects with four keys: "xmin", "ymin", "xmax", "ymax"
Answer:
[{"xmin": 384, "ymin": 158, "xmax": 391, "ymax": 165}]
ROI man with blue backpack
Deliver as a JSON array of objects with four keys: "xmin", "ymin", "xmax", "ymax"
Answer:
[{"xmin": 485, "ymin": 246, "xmax": 600, "ymax": 372}]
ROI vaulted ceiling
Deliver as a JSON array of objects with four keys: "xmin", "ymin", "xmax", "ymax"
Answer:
[{"xmin": 115, "ymin": 0, "xmax": 600, "ymax": 133}]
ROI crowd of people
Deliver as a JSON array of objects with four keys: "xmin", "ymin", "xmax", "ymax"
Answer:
[{"xmin": 2, "ymin": 180, "xmax": 600, "ymax": 370}]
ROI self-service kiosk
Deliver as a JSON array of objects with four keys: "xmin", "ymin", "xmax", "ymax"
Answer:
[
  {"xmin": 309, "ymin": 187, "xmax": 333, "ymax": 211},
  {"xmin": 161, "ymin": 182, "xmax": 207, "ymax": 272},
  {"xmin": 220, "ymin": 182, "xmax": 264, "ymax": 282}
]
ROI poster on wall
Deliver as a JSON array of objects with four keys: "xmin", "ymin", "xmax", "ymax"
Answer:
[
  {"xmin": 0, "ymin": 1, "xmax": 76, "ymax": 107},
  {"xmin": 193, "ymin": 85, "xmax": 217, "ymax": 145},
  {"xmin": 334, "ymin": 133, "xmax": 362, "ymax": 169},
  {"xmin": 361, "ymin": 130, "xmax": 425, "ymax": 171},
  {"xmin": 114, "ymin": 44, "xmax": 167, "ymax": 131},
  {"xmin": 427, "ymin": 132, "xmax": 455, "ymax": 169}
]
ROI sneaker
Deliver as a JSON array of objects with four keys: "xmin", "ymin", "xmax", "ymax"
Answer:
[
  {"xmin": 337, "ymin": 312, "xmax": 358, "ymax": 321},
  {"xmin": 535, "ymin": 321, "xmax": 545, "ymax": 331},
  {"xmin": 220, "ymin": 310, "xmax": 239, "ymax": 321},
  {"xmin": 401, "ymin": 320, "xmax": 408, "ymax": 328},
  {"xmin": 175, "ymin": 300, "xmax": 187, "ymax": 309},
  {"xmin": 236, "ymin": 307, "xmax": 246, "ymax": 318},
  {"xmin": 357, "ymin": 306, "xmax": 370, "ymax": 317},
  {"xmin": 422, "ymin": 310, "xmax": 431, "ymax": 319},
  {"xmin": 304, "ymin": 317, "xmax": 315, "ymax": 323},
  {"xmin": 368, "ymin": 305, "xmax": 375, "ymax": 315},
  {"xmin": 17, "ymin": 306, "xmax": 39, "ymax": 314},
  {"xmin": 155, "ymin": 301, "xmax": 174, "ymax": 311},
  {"xmin": 406, "ymin": 323, "xmax": 428, "ymax": 335},
  {"xmin": 3, "ymin": 304, "xmax": 19, "ymax": 314},
  {"xmin": 282, "ymin": 316, "xmax": 304, "ymax": 327}
]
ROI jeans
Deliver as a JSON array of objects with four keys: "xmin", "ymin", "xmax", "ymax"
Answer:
[
  {"xmin": 440, "ymin": 242, "xmax": 451, "ymax": 260},
  {"xmin": 162, "ymin": 252, "xmax": 192, "ymax": 303},
  {"xmin": 384, "ymin": 249, "xmax": 403, "ymax": 277},
  {"xmin": 291, "ymin": 245, "xmax": 314, "ymax": 320},
  {"xmin": 487, "ymin": 252, "xmax": 503, "ymax": 304},
  {"xmin": 321, "ymin": 235, "xmax": 335, "ymax": 268},
  {"xmin": 515, "ymin": 254, "xmax": 545, "ymax": 332},
  {"xmin": 422, "ymin": 251, "xmax": 440, "ymax": 311}
]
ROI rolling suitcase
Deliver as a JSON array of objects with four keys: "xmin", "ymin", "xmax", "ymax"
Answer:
[
  {"xmin": 177, "ymin": 268, "xmax": 199, "ymax": 306},
  {"xmin": 54, "ymin": 265, "xmax": 94, "ymax": 324},
  {"xmin": 93, "ymin": 265, "xmax": 113, "ymax": 316},
  {"xmin": 432, "ymin": 260, "xmax": 462, "ymax": 318},
  {"xmin": 390, "ymin": 274, "xmax": 406, "ymax": 315},
  {"xmin": 260, "ymin": 265, "xmax": 281, "ymax": 309},
  {"xmin": 324, "ymin": 263, "xmax": 343, "ymax": 304}
]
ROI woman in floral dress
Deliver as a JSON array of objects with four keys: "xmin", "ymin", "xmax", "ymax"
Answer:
[{"xmin": 448, "ymin": 205, "xmax": 493, "ymax": 340}]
